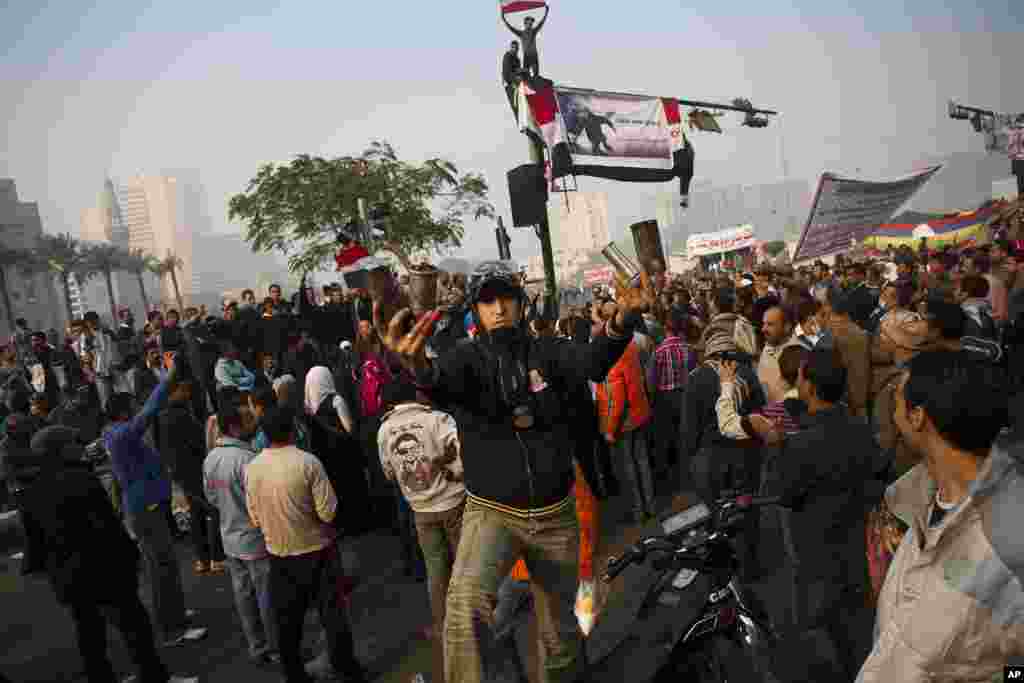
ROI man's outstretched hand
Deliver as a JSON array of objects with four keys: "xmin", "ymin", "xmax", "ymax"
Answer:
[
  {"xmin": 375, "ymin": 304, "xmax": 439, "ymax": 375},
  {"xmin": 611, "ymin": 269, "xmax": 654, "ymax": 332}
]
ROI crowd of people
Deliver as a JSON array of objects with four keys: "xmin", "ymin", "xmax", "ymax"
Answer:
[{"xmin": 1, "ymin": 236, "xmax": 1023, "ymax": 683}]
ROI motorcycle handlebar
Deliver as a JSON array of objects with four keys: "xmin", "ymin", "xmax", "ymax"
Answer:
[
  {"xmin": 734, "ymin": 495, "xmax": 783, "ymax": 509},
  {"xmin": 600, "ymin": 495, "xmax": 785, "ymax": 583}
]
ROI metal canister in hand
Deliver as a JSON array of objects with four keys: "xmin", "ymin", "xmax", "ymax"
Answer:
[{"xmin": 601, "ymin": 243, "xmax": 642, "ymax": 287}]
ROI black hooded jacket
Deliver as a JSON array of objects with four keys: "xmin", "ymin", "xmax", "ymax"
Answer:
[
  {"xmin": 418, "ymin": 323, "xmax": 631, "ymax": 511},
  {"xmin": 18, "ymin": 427, "xmax": 139, "ymax": 603}
]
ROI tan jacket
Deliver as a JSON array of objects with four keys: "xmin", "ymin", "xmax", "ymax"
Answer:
[
  {"xmin": 830, "ymin": 317, "xmax": 870, "ymax": 418},
  {"xmin": 857, "ymin": 441, "xmax": 1024, "ymax": 682},
  {"xmin": 757, "ymin": 336, "xmax": 801, "ymax": 405},
  {"xmin": 244, "ymin": 445, "xmax": 337, "ymax": 557}
]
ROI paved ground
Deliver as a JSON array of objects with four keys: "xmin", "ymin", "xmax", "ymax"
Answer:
[{"xmin": 0, "ymin": 466, "xmax": 804, "ymax": 683}]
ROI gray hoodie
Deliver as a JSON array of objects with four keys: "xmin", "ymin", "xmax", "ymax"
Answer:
[{"xmin": 204, "ymin": 436, "xmax": 267, "ymax": 560}]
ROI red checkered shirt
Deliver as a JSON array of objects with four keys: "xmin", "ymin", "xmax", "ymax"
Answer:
[{"xmin": 654, "ymin": 335, "xmax": 694, "ymax": 392}]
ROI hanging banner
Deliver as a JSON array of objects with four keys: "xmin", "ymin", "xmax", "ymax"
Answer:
[
  {"xmin": 501, "ymin": 0, "xmax": 547, "ymax": 12},
  {"xmin": 792, "ymin": 166, "xmax": 942, "ymax": 263},
  {"xmin": 518, "ymin": 82, "xmax": 695, "ymax": 198},
  {"xmin": 686, "ymin": 224, "xmax": 756, "ymax": 258},
  {"xmin": 555, "ymin": 88, "xmax": 679, "ymax": 163},
  {"xmin": 582, "ymin": 265, "xmax": 615, "ymax": 285}
]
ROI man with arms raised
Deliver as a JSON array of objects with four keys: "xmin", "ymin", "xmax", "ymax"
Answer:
[{"xmin": 377, "ymin": 261, "xmax": 651, "ymax": 683}]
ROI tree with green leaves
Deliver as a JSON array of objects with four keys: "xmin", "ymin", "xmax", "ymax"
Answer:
[
  {"xmin": 35, "ymin": 233, "xmax": 97, "ymax": 323},
  {"xmin": 123, "ymin": 248, "xmax": 160, "ymax": 315},
  {"xmin": 158, "ymin": 252, "xmax": 185, "ymax": 312},
  {"xmin": 86, "ymin": 242, "xmax": 130, "ymax": 319},
  {"xmin": 228, "ymin": 141, "xmax": 494, "ymax": 273}
]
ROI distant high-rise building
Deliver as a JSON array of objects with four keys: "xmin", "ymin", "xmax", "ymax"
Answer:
[
  {"xmin": 189, "ymin": 231, "xmax": 290, "ymax": 310},
  {"xmin": 670, "ymin": 179, "xmax": 811, "ymax": 248},
  {"xmin": 0, "ymin": 178, "xmax": 63, "ymax": 335},
  {"xmin": 548, "ymin": 192, "xmax": 610, "ymax": 252},
  {"xmin": 115, "ymin": 175, "xmax": 195, "ymax": 308}
]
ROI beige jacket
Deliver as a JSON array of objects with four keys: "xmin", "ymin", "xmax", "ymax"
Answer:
[
  {"xmin": 857, "ymin": 440, "xmax": 1024, "ymax": 682},
  {"xmin": 757, "ymin": 336, "xmax": 801, "ymax": 405},
  {"xmin": 244, "ymin": 445, "xmax": 337, "ymax": 557}
]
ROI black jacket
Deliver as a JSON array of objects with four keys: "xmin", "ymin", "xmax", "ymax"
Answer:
[
  {"xmin": 19, "ymin": 462, "xmax": 139, "ymax": 603},
  {"xmin": 765, "ymin": 405, "xmax": 888, "ymax": 584},
  {"xmin": 680, "ymin": 360, "xmax": 766, "ymax": 469},
  {"xmin": 502, "ymin": 51, "xmax": 521, "ymax": 84},
  {"xmin": 419, "ymin": 325, "xmax": 631, "ymax": 511},
  {"xmin": 133, "ymin": 364, "xmax": 162, "ymax": 406},
  {"xmin": 305, "ymin": 395, "xmax": 372, "ymax": 535},
  {"xmin": 155, "ymin": 401, "xmax": 205, "ymax": 494},
  {"xmin": 844, "ymin": 282, "xmax": 879, "ymax": 330}
]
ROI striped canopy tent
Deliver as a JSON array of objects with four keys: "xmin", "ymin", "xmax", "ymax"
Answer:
[{"xmin": 863, "ymin": 203, "xmax": 998, "ymax": 250}]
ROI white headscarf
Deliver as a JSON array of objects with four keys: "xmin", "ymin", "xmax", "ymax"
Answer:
[
  {"xmin": 304, "ymin": 366, "xmax": 353, "ymax": 433},
  {"xmin": 304, "ymin": 366, "xmax": 336, "ymax": 416}
]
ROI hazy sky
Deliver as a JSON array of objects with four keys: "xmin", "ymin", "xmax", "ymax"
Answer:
[{"xmin": 2, "ymin": 0, "xmax": 1022, "ymax": 266}]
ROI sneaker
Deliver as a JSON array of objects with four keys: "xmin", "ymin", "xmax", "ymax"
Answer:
[
  {"xmin": 253, "ymin": 651, "xmax": 281, "ymax": 666},
  {"xmin": 304, "ymin": 652, "xmax": 332, "ymax": 679},
  {"xmin": 163, "ymin": 626, "xmax": 208, "ymax": 647}
]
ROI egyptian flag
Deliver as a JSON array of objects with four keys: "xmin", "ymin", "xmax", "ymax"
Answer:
[
  {"xmin": 335, "ymin": 243, "xmax": 371, "ymax": 270},
  {"xmin": 518, "ymin": 79, "xmax": 565, "ymax": 151},
  {"xmin": 501, "ymin": 1, "xmax": 547, "ymax": 13}
]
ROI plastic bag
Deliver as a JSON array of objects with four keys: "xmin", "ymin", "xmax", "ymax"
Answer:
[{"xmin": 575, "ymin": 580, "xmax": 596, "ymax": 636}]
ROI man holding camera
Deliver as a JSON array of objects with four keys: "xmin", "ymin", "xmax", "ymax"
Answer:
[
  {"xmin": 377, "ymin": 260, "xmax": 652, "ymax": 683},
  {"xmin": 681, "ymin": 287, "xmax": 767, "ymax": 576}
]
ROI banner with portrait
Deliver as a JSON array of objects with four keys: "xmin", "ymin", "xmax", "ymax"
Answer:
[{"xmin": 554, "ymin": 88, "xmax": 681, "ymax": 165}]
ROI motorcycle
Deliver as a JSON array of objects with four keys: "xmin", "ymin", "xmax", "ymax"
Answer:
[{"xmin": 587, "ymin": 494, "xmax": 783, "ymax": 683}]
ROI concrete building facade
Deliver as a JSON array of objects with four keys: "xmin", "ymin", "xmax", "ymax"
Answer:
[
  {"xmin": 0, "ymin": 179, "xmax": 63, "ymax": 337},
  {"xmin": 548, "ymin": 192, "xmax": 610, "ymax": 253}
]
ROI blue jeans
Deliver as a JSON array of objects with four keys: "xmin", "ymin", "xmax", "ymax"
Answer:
[
  {"xmin": 124, "ymin": 503, "xmax": 187, "ymax": 641},
  {"xmin": 225, "ymin": 556, "xmax": 277, "ymax": 658},
  {"xmin": 612, "ymin": 426, "xmax": 655, "ymax": 519}
]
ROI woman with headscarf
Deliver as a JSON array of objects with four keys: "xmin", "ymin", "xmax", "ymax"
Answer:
[{"xmin": 302, "ymin": 366, "xmax": 371, "ymax": 537}]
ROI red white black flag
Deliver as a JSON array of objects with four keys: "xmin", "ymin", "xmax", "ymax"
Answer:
[{"xmin": 500, "ymin": 1, "xmax": 547, "ymax": 14}]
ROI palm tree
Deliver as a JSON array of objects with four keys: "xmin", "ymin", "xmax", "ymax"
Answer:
[
  {"xmin": 86, "ymin": 242, "xmax": 129, "ymax": 320},
  {"xmin": 0, "ymin": 245, "xmax": 29, "ymax": 332},
  {"xmin": 35, "ymin": 233, "xmax": 96, "ymax": 323},
  {"xmin": 158, "ymin": 251, "xmax": 185, "ymax": 312},
  {"xmin": 124, "ymin": 248, "xmax": 160, "ymax": 315}
]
